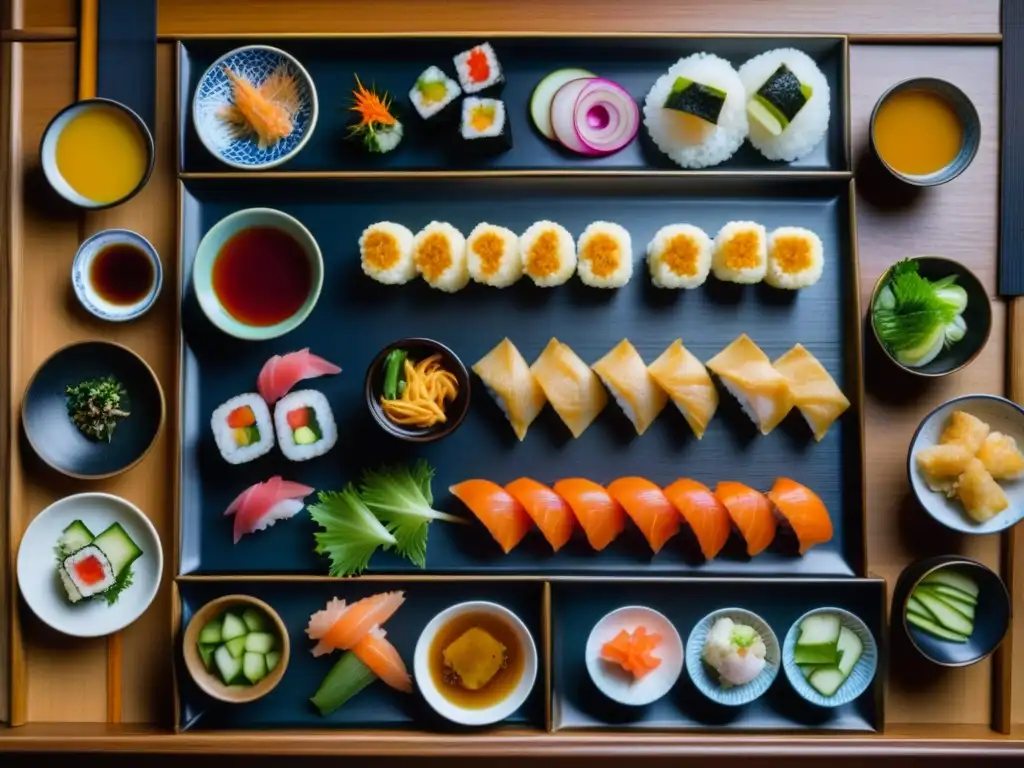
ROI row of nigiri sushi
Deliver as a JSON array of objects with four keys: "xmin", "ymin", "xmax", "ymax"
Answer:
[
  {"xmin": 450, "ymin": 476, "xmax": 833, "ymax": 559},
  {"xmin": 474, "ymin": 334, "xmax": 850, "ymax": 442},
  {"xmin": 360, "ymin": 220, "xmax": 824, "ymax": 293}
]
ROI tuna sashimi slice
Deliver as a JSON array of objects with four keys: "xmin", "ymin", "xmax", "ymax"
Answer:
[
  {"xmin": 309, "ymin": 591, "xmax": 405, "ymax": 656},
  {"xmin": 257, "ymin": 348, "xmax": 341, "ymax": 404},
  {"xmin": 352, "ymin": 626, "xmax": 412, "ymax": 693},
  {"xmin": 224, "ymin": 476, "xmax": 315, "ymax": 543}
]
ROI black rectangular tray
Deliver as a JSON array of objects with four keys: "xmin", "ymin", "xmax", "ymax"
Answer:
[
  {"xmin": 178, "ymin": 175, "xmax": 863, "ymax": 577},
  {"xmin": 551, "ymin": 577, "xmax": 885, "ymax": 732},
  {"xmin": 177, "ymin": 36, "xmax": 848, "ymax": 173},
  {"xmin": 175, "ymin": 578, "xmax": 547, "ymax": 731}
]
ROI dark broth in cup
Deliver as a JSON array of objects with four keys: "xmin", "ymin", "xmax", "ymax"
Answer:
[{"xmin": 90, "ymin": 243, "xmax": 154, "ymax": 306}]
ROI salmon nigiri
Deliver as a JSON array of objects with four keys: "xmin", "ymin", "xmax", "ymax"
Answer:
[
  {"xmin": 663, "ymin": 478, "xmax": 732, "ymax": 560},
  {"xmin": 505, "ymin": 477, "xmax": 575, "ymax": 552},
  {"xmin": 449, "ymin": 479, "xmax": 532, "ymax": 553},
  {"xmin": 306, "ymin": 591, "xmax": 405, "ymax": 657},
  {"xmin": 552, "ymin": 478, "xmax": 626, "ymax": 551},
  {"xmin": 220, "ymin": 64, "xmax": 298, "ymax": 149},
  {"xmin": 766, "ymin": 477, "xmax": 833, "ymax": 554},
  {"xmin": 351, "ymin": 626, "xmax": 412, "ymax": 693},
  {"xmin": 607, "ymin": 477, "xmax": 681, "ymax": 554},
  {"xmin": 715, "ymin": 481, "xmax": 776, "ymax": 557}
]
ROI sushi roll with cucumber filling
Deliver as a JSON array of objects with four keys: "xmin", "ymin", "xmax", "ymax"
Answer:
[
  {"xmin": 643, "ymin": 53, "xmax": 748, "ymax": 169},
  {"xmin": 409, "ymin": 65, "xmax": 461, "ymax": 125},
  {"xmin": 520, "ymin": 220, "xmax": 577, "ymax": 287},
  {"xmin": 765, "ymin": 226, "xmax": 824, "ymax": 289},
  {"xmin": 460, "ymin": 98, "xmax": 512, "ymax": 155},
  {"xmin": 647, "ymin": 224, "xmax": 714, "ymax": 289},
  {"xmin": 274, "ymin": 389, "xmax": 338, "ymax": 461},
  {"xmin": 453, "ymin": 42, "xmax": 505, "ymax": 96},
  {"xmin": 414, "ymin": 221, "xmax": 469, "ymax": 292},
  {"xmin": 360, "ymin": 221, "xmax": 416, "ymax": 285},
  {"xmin": 712, "ymin": 221, "xmax": 767, "ymax": 284},
  {"xmin": 577, "ymin": 221, "xmax": 633, "ymax": 288},
  {"xmin": 211, "ymin": 394, "xmax": 275, "ymax": 465},
  {"xmin": 57, "ymin": 520, "xmax": 142, "ymax": 604},
  {"xmin": 466, "ymin": 222, "xmax": 522, "ymax": 287},
  {"xmin": 739, "ymin": 48, "xmax": 831, "ymax": 162}
]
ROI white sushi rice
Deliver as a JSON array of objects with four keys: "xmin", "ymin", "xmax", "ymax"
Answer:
[
  {"xmin": 211, "ymin": 393, "xmax": 275, "ymax": 465},
  {"xmin": 576, "ymin": 221, "xmax": 633, "ymax": 289},
  {"xmin": 413, "ymin": 221, "xmax": 469, "ymax": 292},
  {"xmin": 409, "ymin": 65, "xmax": 461, "ymax": 120},
  {"xmin": 647, "ymin": 224, "xmax": 714, "ymax": 289},
  {"xmin": 461, "ymin": 98, "xmax": 506, "ymax": 140},
  {"xmin": 765, "ymin": 226, "xmax": 824, "ymax": 289},
  {"xmin": 739, "ymin": 48, "xmax": 830, "ymax": 162},
  {"xmin": 520, "ymin": 220, "xmax": 577, "ymax": 287},
  {"xmin": 712, "ymin": 220, "xmax": 767, "ymax": 284},
  {"xmin": 453, "ymin": 42, "xmax": 503, "ymax": 94},
  {"xmin": 466, "ymin": 222, "xmax": 521, "ymax": 287},
  {"xmin": 718, "ymin": 376, "xmax": 777, "ymax": 434},
  {"xmin": 643, "ymin": 53, "xmax": 749, "ymax": 169},
  {"xmin": 61, "ymin": 545, "xmax": 114, "ymax": 598},
  {"xmin": 274, "ymin": 389, "xmax": 338, "ymax": 462},
  {"xmin": 359, "ymin": 221, "xmax": 416, "ymax": 285}
]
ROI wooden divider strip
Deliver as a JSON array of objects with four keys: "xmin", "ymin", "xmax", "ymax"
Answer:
[
  {"xmin": 76, "ymin": 0, "xmax": 96, "ymax": 100},
  {"xmin": 543, "ymin": 581, "xmax": 552, "ymax": 733}
]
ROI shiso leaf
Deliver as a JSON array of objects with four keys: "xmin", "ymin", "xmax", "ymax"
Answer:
[
  {"xmin": 872, "ymin": 259, "xmax": 967, "ymax": 360},
  {"xmin": 103, "ymin": 567, "xmax": 134, "ymax": 606},
  {"xmin": 308, "ymin": 485, "xmax": 397, "ymax": 577}
]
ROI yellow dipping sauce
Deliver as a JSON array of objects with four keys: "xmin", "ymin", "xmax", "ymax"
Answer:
[
  {"xmin": 55, "ymin": 104, "xmax": 148, "ymax": 204},
  {"xmin": 873, "ymin": 89, "xmax": 964, "ymax": 176}
]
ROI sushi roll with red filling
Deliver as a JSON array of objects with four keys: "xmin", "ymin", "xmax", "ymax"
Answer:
[
  {"xmin": 460, "ymin": 97, "xmax": 513, "ymax": 156},
  {"xmin": 453, "ymin": 42, "xmax": 505, "ymax": 96}
]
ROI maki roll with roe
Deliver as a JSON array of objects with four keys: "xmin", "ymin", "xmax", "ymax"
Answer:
[
  {"xmin": 460, "ymin": 98, "xmax": 513, "ymax": 156},
  {"xmin": 409, "ymin": 65, "xmax": 461, "ymax": 126},
  {"xmin": 453, "ymin": 42, "xmax": 505, "ymax": 96}
]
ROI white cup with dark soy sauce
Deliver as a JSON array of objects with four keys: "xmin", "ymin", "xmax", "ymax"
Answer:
[{"xmin": 71, "ymin": 229, "xmax": 162, "ymax": 322}]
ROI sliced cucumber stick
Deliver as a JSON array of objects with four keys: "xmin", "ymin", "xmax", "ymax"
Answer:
[
  {"xmin": 242, "ymin": 607, "xmax": 269, "ymax": 633},
  {"xmin": 907, "ymin": 611, "xmax": 969, "ymax": 642},
  {"xmin": 906, "ymin": 595, "xmax": 934, "ymax": 620},
  {"xmin": 243, "ymin": 652, "xmax": 268, "ymax": 684},
  {"xmin": 198, "ymin": 644, "xmax": 216, "ymax": 671},
  {"xmin": 198, "ymin": 618, "xmax": 223, "ymax": 645},
  {"xmin": 225, "ymin": 635, "xmax": 248, "ymax": 660},
  {"xmin": 266, "ymin": 651, "xmax": 281, "ymax": 672},
  {"xmin": 836, "ymin": 627, "xmax": 863, "ymax": 677},
  {"xmin": 214, "ymin": 645, "xmax": 243, "ymax": 685},
  {"xmin": 245, "ymin": 632, "xmax": 276, "ymax": 654},
  {"xmin": 221, "ymin": 612, "xmax": 247, "ymax": 642},
  {"xmin": 808, "ymin": 667, "xmax": 847, "ymax": 697},
  {"xmin": 914, "ymin": 591, "xmax": 974, "ymax": 636},
  {"xmin": 921, "ymin": 569, "xmax": 979, "ymax": 599}
]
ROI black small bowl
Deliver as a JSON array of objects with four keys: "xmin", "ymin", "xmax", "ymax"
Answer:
[
  {"xmin": 869, "ymin": 255, "xmax": 991, "ymax": 377},
  {"xmin": 364, "ymin": 338, "xmax": 471, "ymax": 443},
  {"xmin": 893, "ymin": 556, "xmax": 1010, "ymax": 667},
  {"xmin": 22, "ymin": 341, "xmax": 165, "ymax": 479}
]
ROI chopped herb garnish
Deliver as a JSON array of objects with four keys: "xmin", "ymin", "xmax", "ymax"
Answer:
[
  {"xmin": 65, "ymin": 375, "xmax": 130, "ymax": 441},
  {"xmin": 103, "ymin": 567, "xmax": 134, "ymax": 606}
]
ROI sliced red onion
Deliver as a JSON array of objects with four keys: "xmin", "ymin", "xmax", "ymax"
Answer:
[
  {"xmin": 550, "ymin": 78, "xmax": 603, "ymax": 155},
  {"xmin": 573, "ymin": 78, "xmax": 639, "ymax": 155}
]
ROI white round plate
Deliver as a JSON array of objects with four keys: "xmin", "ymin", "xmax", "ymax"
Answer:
[
  {"xmin": 17, "ymin": 493, "xmax": 163, "ymax": 638},
  {"xmin": 585, "ymin": 605, "xmax": 683, "ymax": 707}
]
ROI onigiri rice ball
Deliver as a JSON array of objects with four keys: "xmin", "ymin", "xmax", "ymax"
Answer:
[
  {"xmin": 520, "ymin": 220, "xmax": 576, "ymax": 287},
  {"xmin": 413, "ymin": 221, "xmax": 468, "ymax": 292},
  {"xmin": 712, "ymin": 220, "xmax": 767, "ymax": 284},
  {"xmin": 765, "ymin": 226, "xmax": 824, "ymax": 289},
  {"xmin": 647, "ymin": 224, "xmax": 713, "ymax": 289},
  {"xmin": 466, "ymin": 222, "xmax": 521, "ymax": 287},
  {"xmin": 643, "ymin": 52, "xmax": 749, "ymax": 169},
  {"xmin": 359, "ymin": 222, "xmax": 416, "ymax": 285},
  {"xmin": 577, "ymin": 221, "xmax": 633, "ymax": 288}
]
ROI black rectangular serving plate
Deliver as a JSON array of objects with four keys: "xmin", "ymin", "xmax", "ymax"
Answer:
[
  {"xmin": 176, "ymin": 579, "xmax": 546, "ymax": 731},
  {"xmin": 178, "ymin": 36, "xmax": 847, "ymax": 173},
  {"xmin": 551, "ymin": 578, "xmax": 885, "ymax": 732},
  {"xmin": 179, "ymin": 175, "xmax": 863, "ymax": 577}
]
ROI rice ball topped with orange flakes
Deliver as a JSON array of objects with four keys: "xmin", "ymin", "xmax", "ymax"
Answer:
[
  {"xmin": 520, "ymin": 220, "xmax": 577, "ymax": 287},
  {"xmin": 466, "ymin": 222, "xmax": 521, "ymax": 288},
  {"xmin": 359, "ymin": 221, "xmax": 416, "ymax": 285},
  {"xmin": 764, "ymin": 226, "xmax": 824, "ymax": 290},
  {"xmin": 413, "ymin": 221, "xmax": 468, "ymax": 292},
  {"xmin": 576, "ymin": 221, "xmax": 633, "ymax": 289},
  {"xmin": 646, "ymin": 224, "xmax": 714, "ymax": 289},
  {"xmin": 712, "ymin": 220, "xmax": 767, "ymax": 284}
]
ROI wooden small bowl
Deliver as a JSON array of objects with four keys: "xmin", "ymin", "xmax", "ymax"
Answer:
[{"xmin": 182, "ymin": 594, "xmax": 289, "ymax": 704}]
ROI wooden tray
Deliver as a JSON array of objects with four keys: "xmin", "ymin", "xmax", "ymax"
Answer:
[{"xmin": 2, "ymin": 0, "xmax": 1023, "ymax": 756}]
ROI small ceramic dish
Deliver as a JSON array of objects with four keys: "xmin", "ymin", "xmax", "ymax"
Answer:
[
  {"xmin": 192, "ymin": 45, "xmax": 318, "ymax": 170},
  {"xmin": 39, "ymin": 97, "xmax": 155, "ymax": 209},
  {"xmin": 685, "ymin": 607, "xmax": 780, "ymax": 707},
  {"xmin": 584, "ymin": 605, "xmax": 683, "ymax": 707},
  {"xmin": 782, "ymin": 607, "xmax": 878, "ymax": 708},
  {"xmin": 182, "ymin": 594, "xmax": 290, "ymax": 704},
  {"xmin": 192, "ymin": 207, "xmax": 323, "ymax": 341},
  {"xmin": 893, "ymin": 556, "xmax": 1010, "ymax": 667},
  {"xmin": 869, "ymin": 256, "xmax": 991, "ymax": 377},
  {"xmin": 16, "ymin": 492, "xmax": 163, "ymax": 638},
  {"xmin": 71, "ymin": 229, "xmax": 163, "ymax": 322},
  {"xmin": 22, "ymin": 340, "xmax": 165, "ymax": 479},
  {"xmin": 870, "ymin": 77, "xmax": 980, "ymax": 187},
  {"xmin": 365, "ymin": 338, "xmax": 471, "ymax": 443},
  {"xmin": 414, "ymin": 600, "xmax": 537, "ymax": 726},
  {"xmin": 907, "ymin": 394, "xmax": 1024, "ymax": 535}
]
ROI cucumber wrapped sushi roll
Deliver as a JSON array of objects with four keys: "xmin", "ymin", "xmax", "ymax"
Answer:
[
  {"xmin": 211, "ymin": 394, "xmax": 275, "ymax": 464},
  {"xmin": 274, "ymin": 390, "xmax": 337, "ymax": 461}
]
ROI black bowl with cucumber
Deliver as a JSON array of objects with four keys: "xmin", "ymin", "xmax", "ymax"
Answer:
[{"xmin": 895, "ymin": 556, "xmax": 1010, "ymax": 667}]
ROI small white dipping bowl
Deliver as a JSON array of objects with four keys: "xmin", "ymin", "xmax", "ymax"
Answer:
[
  {"xmin": 71, "ymin": 229, "xmax": 162, "ymax": 322},
  {"xmin": 585, "ymin": 605, "xmax": 683, "ymax": 707},
  {"xmin": 414, "ymin": 601, "xmax": 538, "ymax": 727},
  {"xmin": 17, "ymin": 492, "xmax": 163, "ymax": 638}
]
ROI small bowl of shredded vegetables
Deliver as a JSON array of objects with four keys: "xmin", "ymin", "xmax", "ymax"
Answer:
[
  {"xmin": 870, "ymin": 256, "xmax": 991, "ymax": 378},
  {"xmin": 365, "ymin": 338, "xmax": 471, "ymax": 442}
]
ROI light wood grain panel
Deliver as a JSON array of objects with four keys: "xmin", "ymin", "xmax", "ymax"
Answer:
[
  {"xmin": 851, "ymin": 45, "xmax": 1003, "ymax": 725},
  {"xmin": 17, "ymin": 0, "xmax": 75, "ymax": 30},
  {"xmin": 155, "ymin": 0, "xmax": 1000, "ymax": 36}
]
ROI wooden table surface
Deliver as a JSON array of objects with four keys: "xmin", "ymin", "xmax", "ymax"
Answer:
[{"xmin": 2, "ymin": 0, "xmax": 1021, "ymax": 755}]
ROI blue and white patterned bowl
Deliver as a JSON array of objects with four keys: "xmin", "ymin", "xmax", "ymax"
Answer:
[
  {"xmin": 72, "ymin": 229, "xmax": 162, "ymax": 322},
  {"xmin": 782, "ymin": 607, "xmax": 878, "ymax": 709},
  {"xmin": 685, "ymin": 608, "xmax": 780, "ymax": 707},
  {"xmin": 192, "ymin": 45, "xmax": 318, "ymax": 170}
]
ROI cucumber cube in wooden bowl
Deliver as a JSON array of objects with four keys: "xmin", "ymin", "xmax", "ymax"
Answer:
[{"xmin": 183, "ymin": 594, "xmax": 290, "ymax": 704}]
